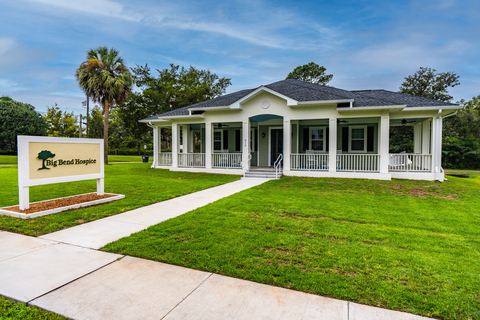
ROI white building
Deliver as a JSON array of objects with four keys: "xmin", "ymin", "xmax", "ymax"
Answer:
[{"xmin": 140, "ymin": 79, "xmax": 461, "ymax": 181}]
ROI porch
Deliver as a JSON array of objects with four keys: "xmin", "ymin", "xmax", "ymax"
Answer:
[{"xmin": 152, "ymin": 115, "xmax": 442, "ymax": 181}]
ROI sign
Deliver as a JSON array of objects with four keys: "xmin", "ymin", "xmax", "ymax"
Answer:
[{"xmin": 17, "ymin": 136, "xmax": 104, "ymax": 210}]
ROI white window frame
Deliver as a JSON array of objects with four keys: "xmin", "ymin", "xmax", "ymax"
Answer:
[
  {"xmin": 213, "ymin": 129, "xmax": 223, "ymax": 152},
  {"xmin": 309, "ymin": 127, "xmax": 326, "ymax": 152},
  {"xmin": 348, "ymin": 125, "xmax": 367, "ymax": 153}
]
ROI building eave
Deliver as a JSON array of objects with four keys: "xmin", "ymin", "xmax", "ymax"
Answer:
[
  {"xmin": 293, "ymin": 99, "xmax": 355, "ymax": 106},
  {"xmin": 138, "ymin": 118, "xmax": 171, "ymax": 123},
  {"xmin": 160, "ymin": 115, "xmax": 205, "ymax": 120},
  {"xmin": 404, "ymin": 105, "xmax": 462, "ymax": 111},
  {"xmin": 188, "ymin": 106, "xmax": 232, "ymax": 112},
  {"xmin": 337, "ymin": 105, "xmax": 406, "ymax": 112}
]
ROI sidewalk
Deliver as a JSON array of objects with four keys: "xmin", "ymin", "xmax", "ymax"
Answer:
[
  {"xmin": 0, "ymin": 179, "xmax": 435, "ymax": 320},
  {"xmin": 39, "ymin": 178, "xmax": 269, "ymax": 249}
]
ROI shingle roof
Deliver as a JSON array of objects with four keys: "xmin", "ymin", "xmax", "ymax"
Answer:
[
  {"xmin": 142, "ymin": 79, "xmax": 458, "ymax": 121},
  {"xmin": 351, "ymin": 89, "xmax": 457, "ymax": 108},
  {"xmin": 141, "ymin": 88, "xmax": 256, "ymax": 120}
]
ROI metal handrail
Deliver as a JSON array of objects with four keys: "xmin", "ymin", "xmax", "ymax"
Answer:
[
  {"xmin": 274, "ymin": 153, "xmax": 283, "ymax": 179},
  {"xmin": 241, "ymin": 153, "xmax": 252, "ymax": 177}
]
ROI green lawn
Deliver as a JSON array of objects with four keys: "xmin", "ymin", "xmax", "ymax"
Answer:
[
  {"xmin": 108, "ymin": 155, "xmax": 152, "ymax": 162},
  {"xmin": 0, "ymin": 163, "xmax": 239, "ymax": 236},
  {"xmin": 0, "ymin": 154, "xmax": 150, "ymax": 164},
  {"xmin": 103, "ymin": 174, "xmax": 480, "ymax": 320},
  {"xmin": 0, "ymin": 296, "xmax": 65, "ymax": 320},
  {"xmin": 0, "ymin": 155, "xmax": 17, "ymax": 165}
]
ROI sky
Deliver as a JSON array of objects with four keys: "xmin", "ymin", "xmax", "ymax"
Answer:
[{"xmin": 1, "ymin": 0, "xmax": 479, "ymax": 115}]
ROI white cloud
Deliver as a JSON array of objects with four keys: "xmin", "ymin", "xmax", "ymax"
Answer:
[
  {"xmin": 158, "ymin": 18, "xmax": 285, "ymax": 49},
  {"xmin": 23, "ymin": 0, "xmax": 142, "ymax": 22},
  {"xmin": 0, "ymin": 37, "xmax": 50, "ymax": 72},
  {"xmin": 0, "ymin": 78, "xmax": 26, "ymax": 92}
]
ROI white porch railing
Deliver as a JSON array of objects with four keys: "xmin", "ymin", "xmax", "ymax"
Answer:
[
  {"xmin": 389, "ymin": 154, "xmax": 432, "ymax": 172},
  {"xmin": 290, "ymin": 154, "xmax": 329, "ymax": 171},
  {"xmin": 337, "ymin": 154, "xmax": 380, "ymax": 172},
  {"xmin": 212, "ymin": 153, "xmax": 242, "ymax": 168},
  {"xmin": 157, "ymin": 153, "xmax": 172, "ymax": 166},
  {"xmin": 274, "ymin": 153, "xmax": 283, "ymax": 179},
  {"xmin": 178, "ymin": 153, "xmax": 205, "ymax": 168},
  {"xmin": 241, "ymin": 153, "xmax": 252, "ymax": 177}
]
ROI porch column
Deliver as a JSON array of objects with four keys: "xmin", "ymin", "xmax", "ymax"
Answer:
[
  {"xmin": 422, "ymin": 120, "xmax": 431, "ymax": 154},
  {"xmin": 414, "ymin": 123, "xmax": 422, "ymax": 154},
  {"xmin": 205, "ymin": 122, "xmax": 212, "ymax": 169},
  {"xmin": 242, "ymin": 120, "xmax": 250, "ymax": 170},
  {"xmin": 378, "ymin": 115, "xmax": 390, "ymax": 174},
  {"xmin": 329, "ymin": 118, "xmax": 337, "ymax": 172},
  {"xmin": 432, "ymin": 116, "xmax": 443, "ymax": 180},
  {"xmin": 171, "ymin": 123, "xmax": 178, "ymax": 168},
  {"xmin": 283, "ymin": 119, "xmax": 291, "ymax": 170},
  {"xmin": 152, "ymin": 126, "xmax": 158, "ymax": 168},
  {"xmin": 181, "ymin": 125, "xmax": 188, "ymax": 153}
]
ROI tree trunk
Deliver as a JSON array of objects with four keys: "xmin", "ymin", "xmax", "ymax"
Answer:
[{"xmin": 104, "ymin": 100, "xmax": 109, "ymax": 165}]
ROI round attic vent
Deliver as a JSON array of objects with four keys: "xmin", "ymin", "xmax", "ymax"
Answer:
[{"xmin": 261, "ymin": 99, "xmax": 270, "ymax": 109}]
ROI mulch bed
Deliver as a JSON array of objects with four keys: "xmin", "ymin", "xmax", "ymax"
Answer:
[{"xmin": 3, "ymin": 193, "xmax": 117, "ymax": 214}]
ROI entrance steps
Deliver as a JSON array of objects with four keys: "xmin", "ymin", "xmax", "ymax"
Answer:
[{"xmin": 243, "ymin": 167, "xmax": 282, "ymax": 179}]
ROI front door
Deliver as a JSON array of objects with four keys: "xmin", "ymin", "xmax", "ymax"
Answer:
[{"xmin": 270, "ymin": 129, "xmax": 283, "ymax": 166}]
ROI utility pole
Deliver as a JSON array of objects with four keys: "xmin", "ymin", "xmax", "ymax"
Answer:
[
  {"xmin": 82, "ymin": 98, "xmax": 90, "ymax": 138},
  {"xmin": 86, "ymin": 98, "xmax": 89, "ymax": 138},
  {"xmin": 79, "ymin": 114, "xmax": 83, "ymax": 138}
]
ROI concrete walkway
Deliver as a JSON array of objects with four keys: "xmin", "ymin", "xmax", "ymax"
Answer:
[
  {"xmin": 40, "ymin": 178, "xmax": 268, "ymax": 249},
  {"xmin": 0, "ymin": 179, "xmax": 435, "ymax": 320}
]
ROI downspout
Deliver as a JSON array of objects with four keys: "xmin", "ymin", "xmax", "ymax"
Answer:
[{"xmin": 147, "ymin": 121, "xmax": 156, "ymax": 168}]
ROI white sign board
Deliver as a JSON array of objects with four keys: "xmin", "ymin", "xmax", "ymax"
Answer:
[{"xmin": 17, "ymin": 136, "xmax": 104, "ymax": 210}]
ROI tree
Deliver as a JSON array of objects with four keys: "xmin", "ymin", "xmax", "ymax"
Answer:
[
  {"xmin": 399, "ymin": 67, "xmax": 460, "ymax": 102},
  {"xmin": 286, "ymin": 62, "xmax": 333, "ymax": 85},
  {"xmin": 0, "ymin": 96, "xmax": 48, "ymax": 155},
  {"xmin": 76, "ymin": 47, "xmax": 134, "ymax": 164},
  {"xmin": 115, "ymin": 64, "xmax": 231, "ymax": 154},
  {"xmin": 133, "ymin": 63, "xmax": 231, "ymax": 113},
  {"xmin": 88, "ymin": 105, "xmax": 105, "ymax": 139},
  {"xmin": 44, "ymin": 105, "xmax": 80, "ymax": 137},
  {"xmin": 442, "ymin": 96, "xmax": 480, "ymax": 169},
  {"xmin": 461, "ymin": 94, "xmax": 480, "ymax": 113},
  {"xmin": 389, "ymin": 126, "xmax": 413, "ymax": 153}
]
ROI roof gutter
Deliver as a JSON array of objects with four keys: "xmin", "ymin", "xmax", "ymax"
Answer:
[
  {"xmin": 442, "ymin": 111, "xmax": 458, "ymax": 119},
  {"xmin": 337, "ymin": 105, "xmax": 406, "ymax": 112},
  {"xmin": 295, "ymin": 99, "xmax": 354, "ymax": 106},
  {"xmin": 188, "ymin": 106, "xmax": 233, "ymax": 111},
  {"xmin": 138, "ymin": 118, "xmax": 171, "ymax": 123},
  {"xmin": 156, "ymin": 115, "xmax": 205, "ymax": 120},
  {"xmin": 406, "ymin": 105, "xmax": 462, "ymax": 111}
]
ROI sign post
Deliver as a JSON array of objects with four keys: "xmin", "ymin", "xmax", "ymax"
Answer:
[{"xmin": 17, "ymin": 136, "xmax": 104, "ymax": 210}]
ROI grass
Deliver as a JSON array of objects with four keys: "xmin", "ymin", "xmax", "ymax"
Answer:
[
  {"xmin": 0, "ymin": 163, "xmax": 239, "ymax": 236},
  {"xmin": 108, "ymin": 155, "xmax": 152, "ymax": 162},
  {"xmin": 0, "ymin": 155, "xmax": 17, "ymax": 165},
  {"xmin": 103, "ymin": 174, "xmax": 480, "ymax": 320},
  {"xmin": 0, "ymin": 154, "xmax": 151, "ymax": 164},
  {"xmin": 0, "ymin": 296, "xmax": 65, "ymax": 320}
]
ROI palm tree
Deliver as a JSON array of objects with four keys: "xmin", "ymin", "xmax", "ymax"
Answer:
[{"xmin": 75, "ymin": 47, "xmax": 133, "ymax": 164}]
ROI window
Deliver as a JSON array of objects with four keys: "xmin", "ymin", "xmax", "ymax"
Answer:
[
  {"xmin": 235, "ymin": 130, "xmax": 241, "ymax": 152},
  {"xmin": 349, "ymin": 126, "xmax": 367, "ymax": 152},
  {"xmin": 213, "ymin": 130, "xmax": 222, "ymax": 151},
  {"xmin": 309, "ymin": 127, "xmax": 325, "ymax": 152}
]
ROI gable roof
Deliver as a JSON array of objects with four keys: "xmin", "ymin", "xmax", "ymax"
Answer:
[{"xmin": 141, "ymin": 79, "xmax": 458, "ymax": 121}]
